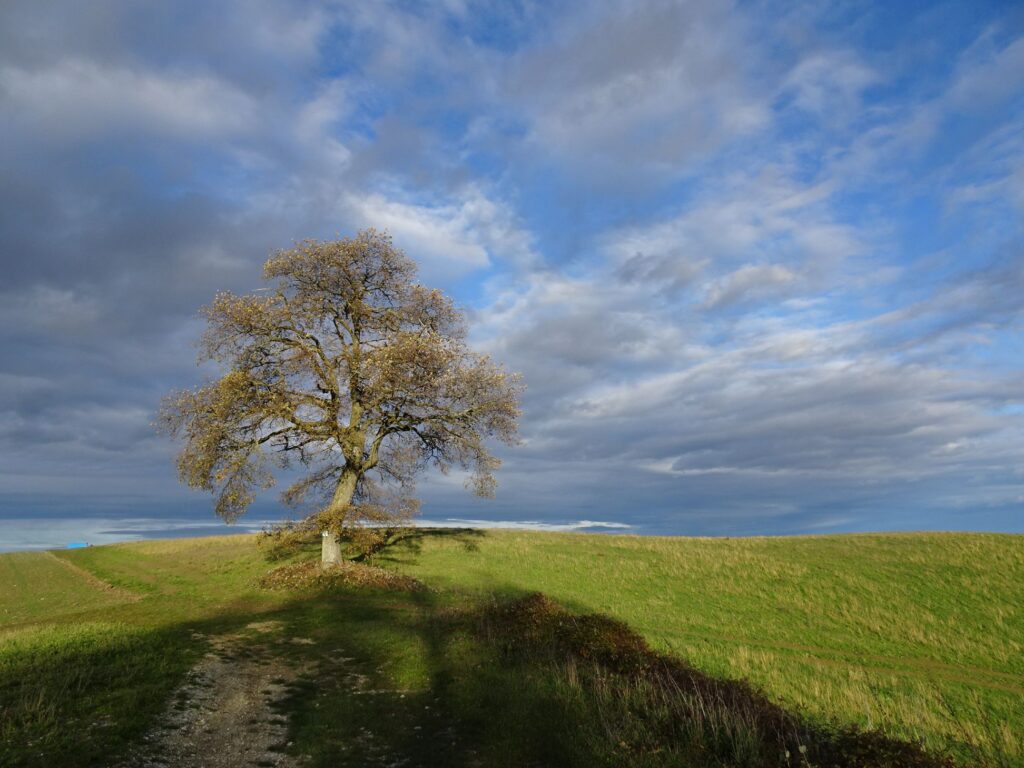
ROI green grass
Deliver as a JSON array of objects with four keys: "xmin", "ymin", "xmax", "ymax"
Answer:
[
  {"xmin": 384, "ymin": 531, "xmax": 1024, "ymax": 763},
  {"xmin": 0, "ymin": 537, "xmax": 284, "ymax": 765},
  {"xmin": 0, "ymin": 551, "xmax": 130, "ymax": 625},
  {"xmin": 0, "ymin": 530, "xmax": 1021, "ymax": 767}
]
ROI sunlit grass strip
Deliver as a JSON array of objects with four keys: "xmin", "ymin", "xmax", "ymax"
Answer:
[{"xmin": 387, "ymin": 530, "xmax": 1024, "ymax": 764}]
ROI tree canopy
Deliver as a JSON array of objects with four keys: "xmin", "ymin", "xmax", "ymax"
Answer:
[{"xmin": 160, "ymin": 230, "xmax": 522, "ymax": 562}]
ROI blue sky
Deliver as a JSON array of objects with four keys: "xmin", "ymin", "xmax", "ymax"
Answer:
[{"xmin": 1, "ymin": 0, "xmax": 1022, "ymax": 539}]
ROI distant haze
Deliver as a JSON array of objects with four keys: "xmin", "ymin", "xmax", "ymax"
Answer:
[
  {"xmin": 1, "ymin": 1, "xmax": 1022, "ymax": 541},
  {"xmin": 0, "ymin": 516, "xmax": 635, "ymax": 553}
]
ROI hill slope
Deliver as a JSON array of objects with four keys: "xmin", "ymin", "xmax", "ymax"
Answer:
[
  {"xmin": 385, "ymin": 530, "xmax": 1024, "ymax": 761},
  {"xmin": 1, "ymin": 530, "xmax": 1020, "ymax": 766}
]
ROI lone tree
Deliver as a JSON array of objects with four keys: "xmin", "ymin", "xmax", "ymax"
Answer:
[{"xmin": 160, "ymin": 230, "xmax": 521, "ymax": 565}]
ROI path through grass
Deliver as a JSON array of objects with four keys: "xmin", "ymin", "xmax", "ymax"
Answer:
[{"xmin": 1, "ymin": 531, "xmax": 1021, "ymax": 766}]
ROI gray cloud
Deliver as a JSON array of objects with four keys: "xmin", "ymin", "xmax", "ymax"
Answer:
[
  {"xmin": 701, "ymin": 264, "xmax": 799, "ymax": 309},
  {"xmin": 0, "ymin": 0, "xmax": 1021, "ymax": 537},
  {"xmin": 506, "ymin": 0, "xmax": 770, "ymax": 183}
]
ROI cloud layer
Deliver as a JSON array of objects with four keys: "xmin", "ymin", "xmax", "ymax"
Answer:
[{"xmin": 1, "ymin": 0, "xmax": 1022, "ymax": 535}]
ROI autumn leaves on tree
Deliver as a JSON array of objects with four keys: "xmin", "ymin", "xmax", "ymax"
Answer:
[{"xmin": 160, "ymin": 230, "xmax": 521, "ymax": 564}]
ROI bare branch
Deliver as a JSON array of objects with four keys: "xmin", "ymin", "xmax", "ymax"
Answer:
[{"xmin": 161, "ymin": 230, "xmax": 522, "ymax": 544}]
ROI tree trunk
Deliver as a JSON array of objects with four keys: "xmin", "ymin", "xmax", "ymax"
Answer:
[
  {"xmin": 321, "ymin": 531, "xmax": 342, "ymax": 567},
  {"xmin": 321, "ymin": 467, "xmax": 359, "ymax": 567}
]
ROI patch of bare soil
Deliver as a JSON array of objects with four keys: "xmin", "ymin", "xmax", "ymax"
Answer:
[
  {"xmin": 258, "ymin": 561, "xmax": 425, "ymax": 592},
  {"xmin": 118, "ymin": 621, "xmax": 311, "ymax": 768}
]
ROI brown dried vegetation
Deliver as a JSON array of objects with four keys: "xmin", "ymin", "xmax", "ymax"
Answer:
[
  {"xmin": 257, "ymin": 560, "xmax": 425, "ymax": 593},
  {"xmin": 466, "ymin": 594, "xmax": 958, "ymax": 768}
]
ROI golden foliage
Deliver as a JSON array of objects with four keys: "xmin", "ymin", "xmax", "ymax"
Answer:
[{"xmin": 160, "ymin": 229, "xmax": 522, "ymax": 550}]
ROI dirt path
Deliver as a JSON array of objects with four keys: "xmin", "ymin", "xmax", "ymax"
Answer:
[
  {"xmin": 118, "ymin": 621, "xmax": 310, "ymax": 768},
  {"xmin": 45, "ymin": 551, "xmax": 141, "ymax": 602},
  {"xmin": 115, "ymin": 616, "xmax": 467, "ymax": 767}
]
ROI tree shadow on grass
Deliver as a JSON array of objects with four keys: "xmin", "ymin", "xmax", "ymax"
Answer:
[
  {"xmin": 262, "ymin": 526, "xmax": 486, "ymax": 566},
  {"xmin": 1, "ymin": 574, "xmax": 979, "ymax": 768},
  {"xmin": 370, "ymin": 527, "xmax": 486, "ymax": 565},
  {"xmin": 0, "ymin": 605, "xmax": 284, "ymax": 768},
  {"xmin": 269, "ymin": 585, "xmax": 966, "ymax": 768}
]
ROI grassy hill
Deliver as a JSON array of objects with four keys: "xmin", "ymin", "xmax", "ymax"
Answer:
[
  {"xmin": 386, "ymin": 531, "xmax": 1024, "ymax": 761},
  {"xmin": 1, "ymin": 530, "xmax": 1021, "ymax": 767}
]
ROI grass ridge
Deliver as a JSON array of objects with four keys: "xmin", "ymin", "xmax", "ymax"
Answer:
[
  {"xmin": 463, "ymin": 592, "xmax": 958, "ymax": 768},
  {"xmin": 1, "ymin": 531, "xmax": 1020, "ymax": 766}
]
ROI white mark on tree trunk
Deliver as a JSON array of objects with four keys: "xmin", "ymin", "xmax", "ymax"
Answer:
[{"xmin": 321, "ymin": 531, "xmax": 342, "ymax": 566}]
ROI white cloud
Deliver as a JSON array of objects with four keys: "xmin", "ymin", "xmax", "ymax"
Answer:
[
  {"xmin": 701, "ymin": 263, "xmax": 799, "ymax": 308},
  {"xmin": 0, "ymin": 0, "xmax": 1022, "ymax": 536},
  {"xmin": 781, "ymin": 50, "xmax": 877, "ymax": 119},
  {"xmin": 417, "ymin": 518, "xmax": 632, "ymax": 531},
  {"xmin": 344, "ymin": 185, "xmax": 536, "ymax": 279},
  {"xmin": 821, "ymin": 30, "xmax": 1024, "ymax": 190},
  {"xmin": 0, "ymin": 59, "xmax": 257, "ymax": 140},
  {"xmin": 0, "ymin": 285, "xmax": 101, "ymax": 334},
  {"xmin": 294, "ymin": 80, "xmax": 353, "ymax": 168},
  {"xmin": 237, "ymin": 0, "xmax": 328, "ymax": 63},
  {"xmin": 509, "ymin": 0, "xmax": 769, "ymax": 178},
  {"xmin": 604, "ymin": 170, "xmax": 863, "ymax": 308},
  {"xmin": 947, "ymin": 34, "xmax": 1024, "ymax": 110}
]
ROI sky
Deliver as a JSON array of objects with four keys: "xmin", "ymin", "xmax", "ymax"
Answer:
[{"xmin": 1, "ymin": 0, "xmax": 1023, "ymax": 543}]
